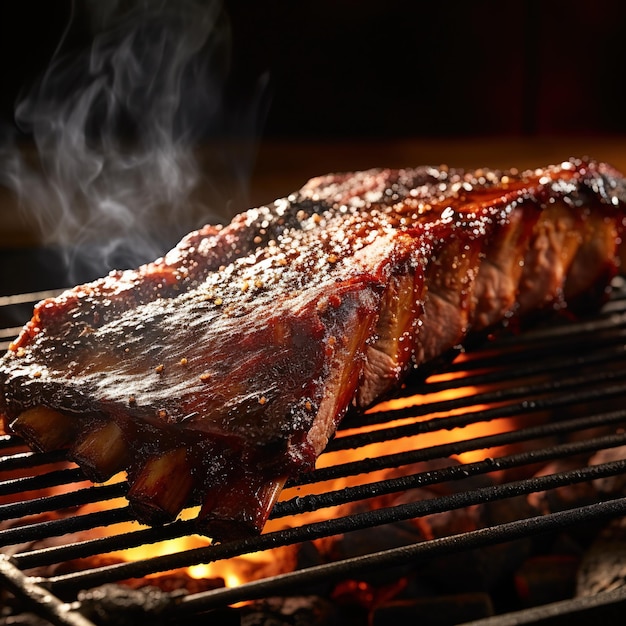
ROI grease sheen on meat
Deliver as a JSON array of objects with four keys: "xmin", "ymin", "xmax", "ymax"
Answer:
[{"xmin": 1, "ymin": 158, "xmax": 625, "ymax": 539}]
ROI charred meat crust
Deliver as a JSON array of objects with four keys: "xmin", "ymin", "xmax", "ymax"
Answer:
[{"xmin": 1, "ymin": 157, "xmax": 625, "ymax": 539}]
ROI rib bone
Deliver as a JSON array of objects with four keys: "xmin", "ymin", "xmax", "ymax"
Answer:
[{"xmin": 1, "ymin": 158, "xmax": 625, "ymax": 538}]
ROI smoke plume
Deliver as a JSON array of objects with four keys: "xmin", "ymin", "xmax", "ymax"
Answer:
[{"xmin": 0, "ymin": 0, "xmax": 266, "ymax": 283}]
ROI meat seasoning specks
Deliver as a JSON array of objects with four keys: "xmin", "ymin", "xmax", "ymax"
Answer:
[{"xmin": 1, "ymin": 158, "xmax": 624, "ymax": 540}]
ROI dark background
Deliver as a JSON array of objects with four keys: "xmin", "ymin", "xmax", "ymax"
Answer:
[
  {"xmin": 1, "ymin": 0, "xmax": 625, "ymax": 140},
  {"xmin": 1, "ymin": 0, "xmax": 625, "ymax": 298}
]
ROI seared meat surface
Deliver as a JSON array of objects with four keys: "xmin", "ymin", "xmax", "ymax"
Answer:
[{"xmin": 1, "ymin": 158, "xmax": 625, "ymax": 539}]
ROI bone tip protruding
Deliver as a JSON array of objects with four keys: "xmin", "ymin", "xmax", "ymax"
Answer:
[{"xmin": 126, "ymin": 446, "xmax": 197, "ymax": 525}]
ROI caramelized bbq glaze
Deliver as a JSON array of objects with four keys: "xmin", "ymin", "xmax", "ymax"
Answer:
[{"xmin": 1, "ymin": 158, "xmax": 625, "ymax": 538}]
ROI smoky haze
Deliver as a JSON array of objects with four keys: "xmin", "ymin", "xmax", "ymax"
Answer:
[{"xmin": 0, "ymin": 0, "xmax": 267, "ymax": 284}]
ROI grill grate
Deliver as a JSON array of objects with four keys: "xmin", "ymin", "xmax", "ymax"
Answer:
[{"xmin": 2, "ymin": 281, "xmax": 626, "ymax": 624}]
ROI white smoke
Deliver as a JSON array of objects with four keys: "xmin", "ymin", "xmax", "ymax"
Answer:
[{"xmin": 0, "ymin": 0, "xmax": 267, "ymax": 283}]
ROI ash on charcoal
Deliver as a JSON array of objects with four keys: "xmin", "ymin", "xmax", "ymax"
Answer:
[
  {"xmin": 577, "ymin": 517, "xmax": 626, "ymax": 597},
  {"xmin": 590, "ymin": 445, "xmax": 626, "ymax": 495},
  {"xmin": 527, "ymin": 458, "xmax": 600, "ymax": 516},
  {"xmin": 410, "ymin": 496, "xmax": 534, "ymax": 596},
  {"xmin": 76, "ymin": 584, "xmax": 185, "ymax": 626},
  {"xmin": 240, "ymin": 596, "xmax": 341, "ymax": 626}
]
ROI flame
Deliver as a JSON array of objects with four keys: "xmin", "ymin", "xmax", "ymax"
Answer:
[
  {"xmin": 267, "ymin": 370, "xmax": 514, "ymax": 535},
  {"xmin": 187, "ymin": 545, "xmax": 297, "ymax": 588},
  {"xmin": 3, "ymin": 364, "xmax": 515, "ymax": 591},
  {"xmin": 95, "ymin": 368, "xmax": 515, "ymax": 589},
  {"xmin": 327, "ymin": 377, "xmax": 510, "ymax": 475},
  {"xmin": 79, "ymin": 487, "xmax": 297, "ymax": 588}
]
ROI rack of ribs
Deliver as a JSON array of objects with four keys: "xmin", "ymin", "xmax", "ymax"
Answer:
[{"xmin": 1, "ymin": 157, "xmax": 625, "ymax": 540}]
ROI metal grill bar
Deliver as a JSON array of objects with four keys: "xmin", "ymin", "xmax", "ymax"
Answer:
[
  {"xmin": 0, "ymin": 290, "xmax": 66, "ymax": 307},
  {"xmin": 0, "ymin": 482, "xmax": 128, "ymax": 522},
  {"xmin": 4, "ymin": 398, "xmax": 625, "ymax": 573},
  {"xmin": 276, "ymin": 433, "xmax": 626, "ymax": 518},
  {"xmin": 0, "ymin": 555, "xmax": 97, "ymax": 626},
  {"xmin": 405, "ymin": 340, "xmax": 626, "ymax": 397},
  {"xmin": 0, "ymin": 468, "xmax": 91, "ymax": 498},
  {"xmin": 461, "ymin": 586, "xmax": 626, "ymax": 626},
  {"xmin": 300, "ymin": 409, "xmax": 626, "ymax": 485},
  {"xmin": 13, "ymin": 519, "xmax": 199, "ymax": 572},
  {"xmin": 339, "ymin": 353, "xmax": 626, "ymax": 436},
  {"xmin": 32, "ymin": 459, "xmax": 626, "ymax": 595},
  {"xmin": 11, "ymin": 429, "xmax": 626, "ymax": 577},
  {"xmin": 10, "ymin": 418, "xmax": 626, "ymax": 574},
  {"xmin": 1, "ymin": 283, "xmax": 626, "ymax": 623},
  {"xmin": 0, "ymin": 506, "xmax": 135, "ymax": 547},
  {"xmin": 169, "ymin": 497, "xmax": 626, "ymax": 615},
  {"xmin": 0, "ymin": 448, "xmax": 69, "ymax": 470},
  {"xmin": 0, "ymin": 402, "xmax": 626, "ymax": 548},
  {"xmin": 329, "ymin": 379, "xmax": 626, "ymax": 453}
]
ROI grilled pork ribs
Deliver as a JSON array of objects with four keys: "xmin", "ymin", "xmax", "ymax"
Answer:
[{"xmin": 1, "ymin": 158, "xmax": 625, "ymax": 539}]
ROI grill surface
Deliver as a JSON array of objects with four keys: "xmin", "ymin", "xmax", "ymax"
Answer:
[{"xmin": 2, "ymin": 280, "xmax": 626, "ymax": 625}]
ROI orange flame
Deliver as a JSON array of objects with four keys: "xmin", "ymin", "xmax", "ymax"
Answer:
[{"xmin": 8, "ymin": 366, "xmax": 514, "ymax": 591}]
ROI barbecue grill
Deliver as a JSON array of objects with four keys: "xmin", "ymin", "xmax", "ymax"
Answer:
[{"xmin": 2, "ymin": 278, "xmax": 626, "ymax": 626}]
